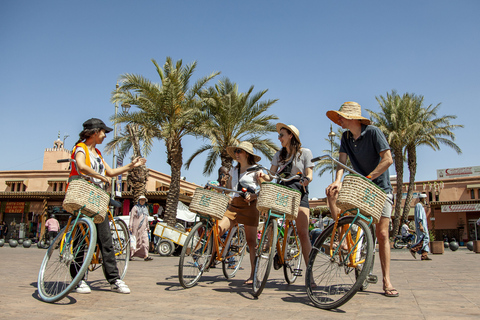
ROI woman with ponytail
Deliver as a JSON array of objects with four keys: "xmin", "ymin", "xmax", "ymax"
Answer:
[{"xmin": 70, "ymin": 118, "xmax": 146, "ymax": 295}]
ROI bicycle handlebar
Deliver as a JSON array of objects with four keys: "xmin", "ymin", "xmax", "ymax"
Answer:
[
  {"xmin": 246, "ymin": 164, "xmax": 303, "ymax": 182},
  {"xmin": 205, "ymin": 183, "xmax": 247, "ymax": 195},
  {"xmin": 311, "ymin": 155, "xmax": 363, "ymax": 177}
]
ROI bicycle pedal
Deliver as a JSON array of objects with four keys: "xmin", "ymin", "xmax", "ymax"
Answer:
[
  {"xmin": 366, "ymin": 274, "xmax": 378, "ymax": 284},
  {"xmin": 293, "ymin": 269, "xmax": 303, "ymax": 276},
  {"xmin": 229, "ymin": 245, "xmax": 239, "ymax": 253}
]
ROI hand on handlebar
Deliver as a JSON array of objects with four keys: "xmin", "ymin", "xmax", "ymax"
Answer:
[{"xmin": 326, "ymin": 180, "xmax": 342, "ymax": 197}]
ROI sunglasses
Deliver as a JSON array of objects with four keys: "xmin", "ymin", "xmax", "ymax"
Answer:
[{"xmin": 234, "ymin": 149, "xmax": 244, "ymax": 154}]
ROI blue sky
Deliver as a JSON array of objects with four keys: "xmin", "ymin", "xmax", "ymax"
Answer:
[{"xmin": 1, "ymin": 1, "xmax": 478, "ymax": 198}]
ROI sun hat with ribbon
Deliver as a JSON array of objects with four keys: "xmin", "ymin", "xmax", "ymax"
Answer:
[
  {"xmin": 276, "ymin": 123, "xmax": 301, "ymax": 144},
  {"xmin": 326, "ymin": 101, "xmax": 371, "ymax": 126},
  {"xmin": 226, "ymin": 141, "xmax": 261, "ymax": 162}
]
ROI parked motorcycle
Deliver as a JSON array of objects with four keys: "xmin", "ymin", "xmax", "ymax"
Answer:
[{"xmin": 393, "ymin": 235, "xmax": 413, "ymax": 249}]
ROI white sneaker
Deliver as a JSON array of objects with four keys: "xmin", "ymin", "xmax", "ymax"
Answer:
[
  {"xmin": 75, "ymin": 280, "xmax": 91, "ymax": 294},
  {"xmin": 111, "ymin": 279, "xmax": 130, "ymax": 294}
]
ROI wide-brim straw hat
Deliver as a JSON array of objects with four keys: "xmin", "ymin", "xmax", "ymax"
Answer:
[
  {"xmin": 276, "ymin": 123, "xmax": 301, "ymax": 144},
  {"xmin": 138, "ymin": 195, "xmax": 148, "ymax": 202},
  {"xmin": 326, "ymin": 101, "xmax": 371, "ymax": 126},
  {"xmin": 227, "ymin": 141, "xmax": 261, "ymax": 162}
]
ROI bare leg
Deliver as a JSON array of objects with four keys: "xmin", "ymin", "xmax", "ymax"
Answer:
[
  {"xmin": 244, "ymin": 225, "xmax": 258, "ymax": 283},
  {"xmin": 295, "ymin": 207, "xmax": 312, "ymax": 266},
  {"xmin": 218, "ymin": 216, "xmax": 233, "ymax": 237},
  {"xmin": 376, "ymin": 217, "xmax": 396, "ymax": 294}
]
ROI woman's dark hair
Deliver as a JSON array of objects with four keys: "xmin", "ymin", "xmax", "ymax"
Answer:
[
  {"xmin": 279, "ymin": 128, "xmax": 302, "ymax": 163},
  {"xmin": 235, "ymin": 153, "xmax": 256, "ymax": 169},
  {"xmin": 74, "ymin": 128, "xmax": 101, "ymax": 147}
]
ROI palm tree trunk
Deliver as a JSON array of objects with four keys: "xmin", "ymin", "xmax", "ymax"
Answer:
[
  {"xmin": 391, "ymin": 146, "xmax": 404, "ymax": 236},
  {"xmin": 164, "ymin": 137, "xmax": 183, "ymax": 227},
  {"xmin": 126, "ymin": 124, "xmax": 148, "ymax": 204},
  {"xmin": 401, "ymin": 145, "xmax": 417, "ymax": 223}
]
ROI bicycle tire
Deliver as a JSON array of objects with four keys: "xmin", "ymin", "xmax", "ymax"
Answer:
[
  {"xmin": 111, "ymin": 218, "xmax": 130, "ymax": 280},
  {"xmin": 222, "ymin": 225, "xmax": 247, "ymax": 279},
  {"xmin": 178, "ymin": 222, "xmax": 212, "ymax": 289},
  {"xmin": 283, "ymin": 222, "xmax": 302, "ymax": 284},
  {"xmin": 252, "ymin": 218, "xmax": 278, "ymax": 297},
  {"xmin": 38, "ymin": 217, "xmax": 97, "ymax": 303},
  {"xmin": 306, "ymin": 216, "xmax": 374, "ymax": 310}
]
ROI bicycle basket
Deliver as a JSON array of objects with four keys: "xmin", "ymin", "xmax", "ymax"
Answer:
[
  {"xmin": 189, "ymin": 188, "xmax": 230, "ymax": 220},
  {"xmin": 256, "ymin": 182, "xmax": 301, "ymax": 220},
  {"xmin": 62, "ymin": 177, "xmax": 109, "ymax": 224},
  {"xmin": 336, "ymin": 174, "xmax": 387, "ymax": 224}
]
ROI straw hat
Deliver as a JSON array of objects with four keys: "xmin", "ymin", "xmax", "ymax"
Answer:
[
  {"xmin": 276, "ymin": 123, "xmax": 301, "ymax": 144},
  {"xmin": 138, "ymin": 195, "xmax": 148, "ymax": 202},
  {"xmin": 226, "ymin": 141, "xmax": 261, "ymax": 162},
  {"xmin": 326, "ymin": 101, "xmax": 371, "ymax": 126}
]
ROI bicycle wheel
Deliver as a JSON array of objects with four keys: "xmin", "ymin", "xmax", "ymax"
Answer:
[
  {"xmin": 38, "ymin": 217, "xmax": 97, "ymax": 303},
  {"xmin": 222, "ymin": 225, "xmax": 247, "ymax": 279},
  {"xmin": 111, "ymin": 218, "xmax": 130, "ymax": 280},
  {"xmin": 178, "ymin": 222, "xmax": 213, "ymax": 289},
  {"xmin": 252, "ymin": 218, "xmax": 278, "ymax": 297},
  {"xmin": 283, "ymin": 222, "xmax": 302, "ymax": 284},
  {"xmin": 357, "ymin": 224, "xmax": 376, "ymax": 291},
  {"xmin": 306, "ymin": 216, "xmax": 374, "ymax": 310}
]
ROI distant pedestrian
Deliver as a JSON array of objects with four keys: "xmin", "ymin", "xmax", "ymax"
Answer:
[
  {"xmin": 45, "ymin": 214, "xmax": 60, "ymax": 243},
  {"xmin": 0, "ymin": 220, "xmax": 7, "ymax": 239},
  {"xmin": 410, "ymin": 194, "xmax": 431, "ymax": 260},
  {"xmin": 130, "ymin": 195, "xmax": 153, "ymax": 261}
]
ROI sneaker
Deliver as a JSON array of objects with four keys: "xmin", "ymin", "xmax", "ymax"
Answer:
[
  {"xmin": 76, "ymin": 280, "xmax": 91, "ymax": 294},
  {"xmin": 111, "ymin": 279, "xmax": 130, "ymax": 294}
]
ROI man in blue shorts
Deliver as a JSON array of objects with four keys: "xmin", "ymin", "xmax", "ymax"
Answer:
[{"xmin": 326, "ymin": 101, "xmax": 398, "ymax": 298}]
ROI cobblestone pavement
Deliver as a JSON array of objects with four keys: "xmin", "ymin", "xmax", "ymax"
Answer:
[{"xmin": 0, "ymin": 245, "xmax": 479, "ymax": 319}]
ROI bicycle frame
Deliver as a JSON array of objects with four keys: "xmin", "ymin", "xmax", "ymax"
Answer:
[
  {"xmin": 259, "ymin": 210, "xmax": 301, "ymax": 266},
  {"xmin": 195, "ymin": 213, "xmax": 239, "ymax": 265}
]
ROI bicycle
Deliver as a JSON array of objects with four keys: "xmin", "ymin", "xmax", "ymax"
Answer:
[
  {"xmin": 178, "ymin": 183, "xmax": 248, "ymax": 288},
  {"xmin": 248, "ymin": 165, "xmax": 304, "ymax": 297},
  {"xmin": 305, "ymin": 154, "xmax": 386, "ymax": 310},
  {"xmin": 37, "ymin": 159, "xmax": 130, "ymax": 303}
]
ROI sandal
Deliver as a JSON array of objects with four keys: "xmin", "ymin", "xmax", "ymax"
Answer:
[
  {"xmin": 384, "ymin": 288, "xmax": 399, "ymax": 298},
  {"xmin": 144, "ymin": 256, "xmax": 153, "ymax": 261}
]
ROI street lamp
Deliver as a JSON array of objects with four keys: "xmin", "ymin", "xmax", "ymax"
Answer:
[
  {"xmin": 111, "ymin": 83, "xmax": 120, "ymax": 201},
  {"xmin": 328, "ymin": 124, "xmax": 336, "ymax": 183},
  {"xmin": 121, "ymin": 102, "xmax": 131, "ymax": 113}
]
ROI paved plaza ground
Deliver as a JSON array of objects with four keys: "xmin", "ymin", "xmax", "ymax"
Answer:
[{"xmin": 0, "ymin": 244, "xmax": 479, "ymax": 319}]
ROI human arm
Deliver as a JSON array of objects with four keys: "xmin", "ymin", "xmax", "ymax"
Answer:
[
  {"xmin": 104, "ymin": 157, "xmax": 147, "ymax": 178},
  {"xmin": 257, "ymin": 164, "xmax": 278, "ymax": 182},
  {"xmin": 367, "ymin": 149, "xmax": 393, "ymax": 180},
  {"xmin": 326, "ymin": 152, "xmax": 347, "ymax": 197}
]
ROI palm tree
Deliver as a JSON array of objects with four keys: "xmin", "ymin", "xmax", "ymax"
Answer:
[
  {"xmin": 401, "ymin": 95, "xmax": 463, "ymax": 226},
  {"xmin": 111, "ymin": 57, "xmax": 219, "ymax": 226},
  {"xmin": 367, "ymin": 91, "xmax": 411, "ymax": 235},
  {"xmin": 184, "ymin": 77, "xmax": 279, "ymax": 175},
  {"xmin": 104, "ymin": 120, "xmax": 149, "ymax": 203},
  {"xmin": 313, "ymin": 127, "xmax": 350, "ymax": 179}
]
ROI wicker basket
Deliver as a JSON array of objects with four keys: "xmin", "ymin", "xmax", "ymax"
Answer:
[
  {"xmin": 189, "ymin": 188, "xmax": 230, "ymax": 220},
  {"xmin": 256, "ymin": 183, "xmax": 301, "ymax": 220},
  {"xmin": 63, "ymin": 178, "xmax": 110, "ymax": 224},
  {"xmin": 336, "ymin": 174, "xmax": 387, "ymax": 224}
]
